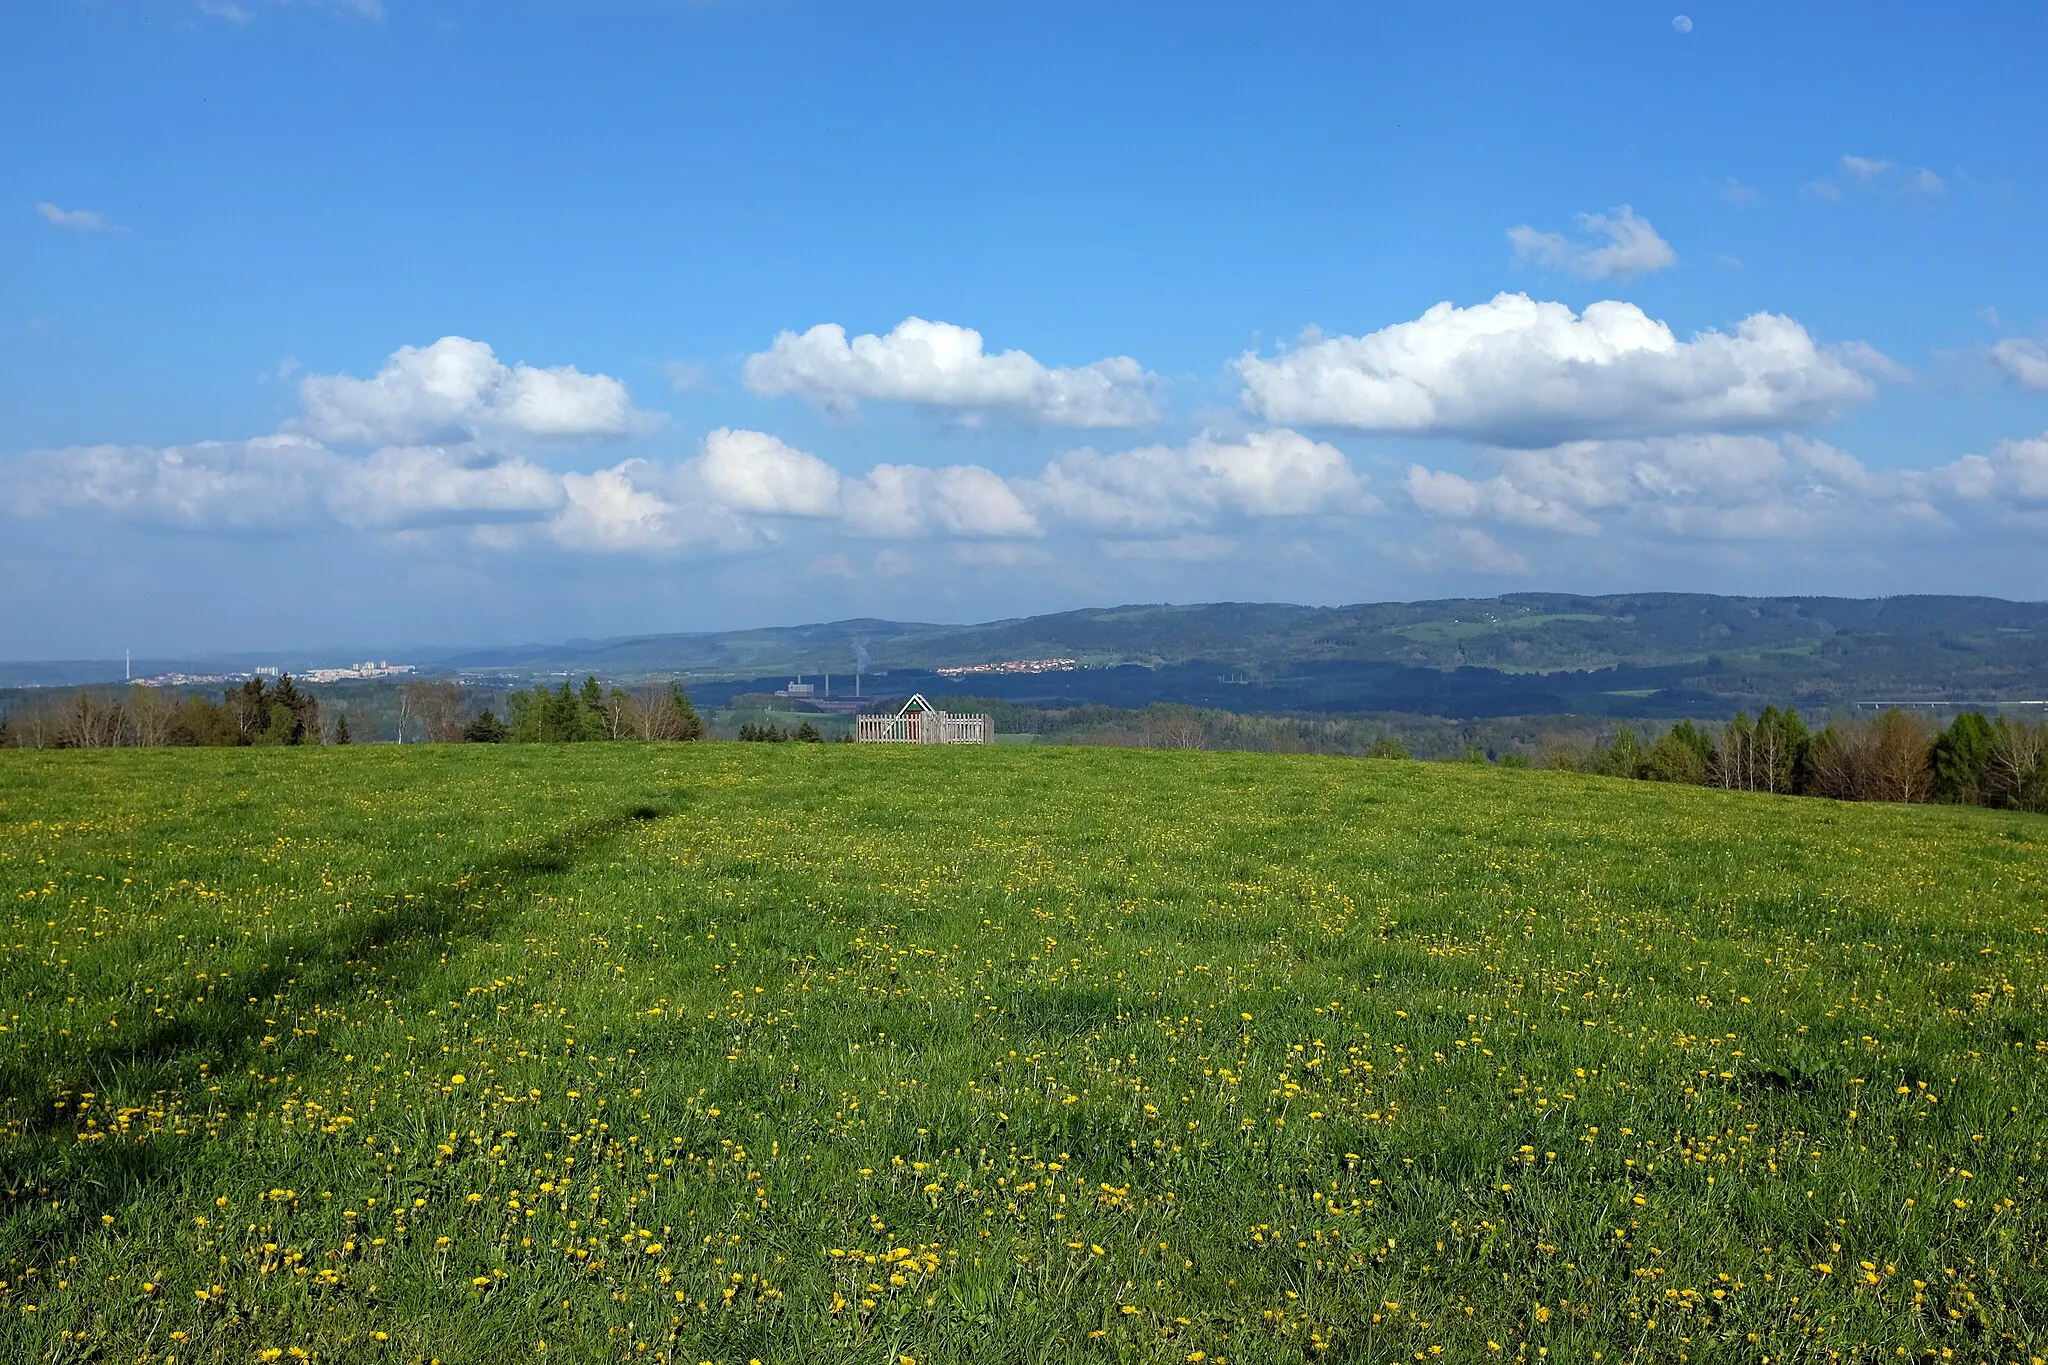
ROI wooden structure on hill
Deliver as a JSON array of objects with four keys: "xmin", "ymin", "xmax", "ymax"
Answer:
[{"xmin": 855, "ymin": 694, "xmax": 993, "ymax": 744}]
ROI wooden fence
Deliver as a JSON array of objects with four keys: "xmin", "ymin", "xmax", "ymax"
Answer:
[{"xmin": 855, "ymin": 711, "xmax": 993, "ymax": 744}]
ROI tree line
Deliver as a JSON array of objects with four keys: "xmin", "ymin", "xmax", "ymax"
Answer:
[
  {"xmin": 0, "ymin": 676, "xmax": 326, "ymax": 748},
  {"xmin": 0, "ymin": 675, "xmax": 704, "ymax": 748},
  {"xmin": 931, "ymin": 693, "xmax": 2047, "ymax": 810},
  {"xmin": 1544, "ymin": 706, "xmax": 2046, "ymax": 809},
  {"xmin": 7, "ymin": 676, "xmax": 2045, "ymax": 811}
]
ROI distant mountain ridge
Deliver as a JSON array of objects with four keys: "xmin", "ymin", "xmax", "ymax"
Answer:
[
  {"xmin": 431, "ymin": 593, "xmax": 2048, "ymax": 708},
  {"xmin": 10, "ymin": 593, "xmax": 2048, "ymax": 714}
]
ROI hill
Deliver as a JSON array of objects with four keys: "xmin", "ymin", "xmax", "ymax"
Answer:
[
  {"xmin": 3, "ymin": 744, "xmax": 2043, "ymax": 1361},
  {"xmin": 445, "ymin": 593, "xmax": 2048, "ymax": 715},
  {"xmin": 11, "ymin": 592, "xmax": 2048, "ymax": 719}
]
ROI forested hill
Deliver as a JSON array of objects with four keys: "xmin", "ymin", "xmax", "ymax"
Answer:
[{"xmin": 435, "ymin": 593, "xmax": 2048, "ymax": 710}]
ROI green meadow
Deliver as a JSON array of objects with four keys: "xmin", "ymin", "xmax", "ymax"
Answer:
[{"xmin": 1, "ymin": 745, "xmax": 2044, "ymax": 1364}]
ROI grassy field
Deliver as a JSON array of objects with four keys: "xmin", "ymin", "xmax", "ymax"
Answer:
[{"xmin": 1, "ymin": 746, "xmax": 2044, "ymax": 1365}]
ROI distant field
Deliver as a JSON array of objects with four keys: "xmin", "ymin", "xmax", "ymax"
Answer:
[{"xmin": 2, "ymin": 746, "xmax": 2044, "ymax": 1363}]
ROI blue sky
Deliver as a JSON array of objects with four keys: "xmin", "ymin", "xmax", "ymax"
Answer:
[{"xmin": 5, "ymin": 1, "xmax": 2047, "ymax": 658}]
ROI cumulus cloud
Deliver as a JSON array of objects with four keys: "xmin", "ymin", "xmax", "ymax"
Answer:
[
  {"xmin": 1990, "ymin": 338, "xmax": 2048, "ymax": 392},
  {"xmin": 36, "ymin": 202, "xmax": 113, "ymax": 232},
  {"xmin": 1027, "ymin": 429, "xmax": 1374, "ymax": 532},
  {"xmin": 295, "ymin": 336, "xmax": 654, "ymax": 447},
  {"xmin": 1936, "ymin": 434, "xmax": 2048, "ymax": 504},
  {"xmin": 842, "ymin": 464, "xmax": 1041, "ymax": 538},
  {"xmin": 0, "ymin": 436, "xmax": 332, "ymax": 527},
  {"xmin": 1403, "ymin": 433, "xmax": 1940, "ymax": 541},
  {"xmin": 743, "ymin": 317, "xmax": 1159, "ymax": 427},
  {"xmin": 1237, "ymin": 293, "xmax": 1885, "ymax": 445},
  {"xmin": 1842, "ymin": 155, "xmax": 1894, "ymax": 180},
  {"xmin": 1404, "ymin": 464, "xmax": 1598, "ymax": 535},
  {"xmin": 326, "ymin": 446, "xmax": 564, "ymax": 528},
  {"xmin": 692, "ymin": 427, "xmax": 842, "ymax": 518},
  {"xmin": 547, "ymin": 465, "xmax": 690, "ymax": 553},
  {"xmin": 1507, "ymin": 206, "xmax": 1677, "ymax": 280},
  {"xmin": 1418, "ymin": 527, "xmax": 1531, "ymax": 575}
]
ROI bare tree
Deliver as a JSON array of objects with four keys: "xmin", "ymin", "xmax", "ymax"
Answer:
[
  {"xmin": 1152, "ymin": 709, "xmax": 1206, "ymax": 750},
  {"xmin": 1987, "ymin": 716, "xmax": 2046, "ymax": 807},
  {"xmin": 1535, "ymin": 733, "xmax": 1588, "ymax": 772},
  {"xmin": 598, "ymin": 686, "xmax": 632, "ymax": 741},
  {"xmin": 127, "ymin": 683, "xmax": 177, "ymax": 748},
  {"xmin": 402, "ymin": 680, "xmax": 466, "ymax": 744},
  {"xmin": 60, "ymin": 689, "xmax": 128, "ymax": 748},
  {"xmin": 1713, "ymin": 714, "xmax": 1755, "ymax": 791},
  {"xmin": 626, "ymin": 682, "xmax": 702, "ymax": 741},
  {"xmin": 2, "ymin": 699, "xmax": 60, "ymax": 748},
  {"xmin": 1807, "ymin": 723, "xmax": 1868, "ymax": 801},
  {"xmin": 624, "ymin": 684, "xmax": 660, "ymax": 740},
  {"xmin": 1865, "ymin": 708, "xmax": 1935, "ymax": 803},
  {"xmin": 341, "ymin": 704, "xmax": 379, "ymax": 744}
]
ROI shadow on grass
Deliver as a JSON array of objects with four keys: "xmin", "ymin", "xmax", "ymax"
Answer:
[{"xmin": 0, "ymin": 792, "xmax": 686, "ymax": 1256}]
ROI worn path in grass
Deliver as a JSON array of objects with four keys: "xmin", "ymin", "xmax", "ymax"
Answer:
[{"xmin": 2, "ymin": 745, "xmax": 2045, "ymax": 1363}]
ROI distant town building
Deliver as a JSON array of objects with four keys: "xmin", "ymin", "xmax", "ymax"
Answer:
[
  {"xmin": 301, "ymin": 661, "xmax": 418, "ymax": 684},
  {"xmin": 934, "ymin": 658, "xmax": 1077, "ymax": 678},
  {"xmin": 856, "ymin": 694, "xmax": 993, "ymax": 744}
]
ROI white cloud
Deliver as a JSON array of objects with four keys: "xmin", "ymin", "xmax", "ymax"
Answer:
[
  {"xmin": 1806, "ymin": 179, "xmax": 1842, "ymax": 202},
  {"xmin": 326, "ymin": 446, "xmax": 563, "ymax": 528},
  {"xmin": 1906, "ymin": 168, "xmax": 1946, "ymax": 196},
  {"xmin": 1719, "ymin": 177, "xmax": 1760, "ymax": 208},
  {"xmin": 1100, "ymin": 534, "xmax": 1238, "ymax": 562},
  {"xmin": 36, "ymin": 202, "xmax": 113, "ymax": 232},
  {"xmin": 661, "ymin": 360, "xmax": 712, "ymax": 394},
  {"xmin": 1842, "ymin": 155, "xmax": 1893, "ymax": 180},
  {"xmin": 952, "ymin": 541, "xmax": 1052, "ymax": 567},
  {"xmin": 1403, "ymin": 433, "xmax": 1940, "ymax": 541},
  {"xmin": 1990, "ymin": 338, "xmax": 2048, "ymax": 392},
  {"xmin": 197, "ymin": 0, "xmax": 382, "ymax": 20},
  {"xmin": 1937, "ymin": 434, "xmax": 2048, "ymax": 504},
  {"xmin": 295, "ymin": 336, "xmax": 654, "ymax": 447},
  {"xmin": 0, "ymin": 436, "xmax": 332, "ymax": 527},
  {"xmin": 1507, "ymin": 206, "xmax": 1677, "ymax": 280},
  {"xmin": 1028, "ymin": 429, "xmax": 1375, "ymax": 532},
  {"xmin": 842, "ymin": 463, "xmax": 1041, "ymax": 538},
  {"xmin": 1832, "ymin": 339, "xmax": 1914, "ymax": 384},
  {"xmin": 546, "ymin": 465, "xmax": 690, "ymax": 553},
  {"xmin": 743, "ymin": 317, "xmax": 1159, "ymax": 427},
  {"xmin": 1399, "ymin": 526, "xmax": 1531, "ymax": 575},
  {"xmin": 693, "ymin": 427, "xmax": 843, "ymax": 518},
  {"xmin": 1671, "ymin": 15, "xmax": 1693, "ymax": 33},
  {"xmin": 1237, "ymin": 293, "xmax": 1883, "ymax": 445},
  {"xmin": 1404, "ymin": 464, "xmax": 1598, "ymax": 535}
]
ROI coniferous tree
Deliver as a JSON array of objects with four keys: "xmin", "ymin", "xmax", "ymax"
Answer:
[
  {"xmin": 463, "ymin": 710, "xmax": 510, "ymax": 743},
  {"xmin": 663, "ymin": 684, "xmax": 704, "ymax": 741},
  {"xmin": 1931, "ymin": 711, "xmax": 1994, "ymax": 804},
  {"xmin": 335, "ymin": 712, "xmax": 352, "ymax": 745}
]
